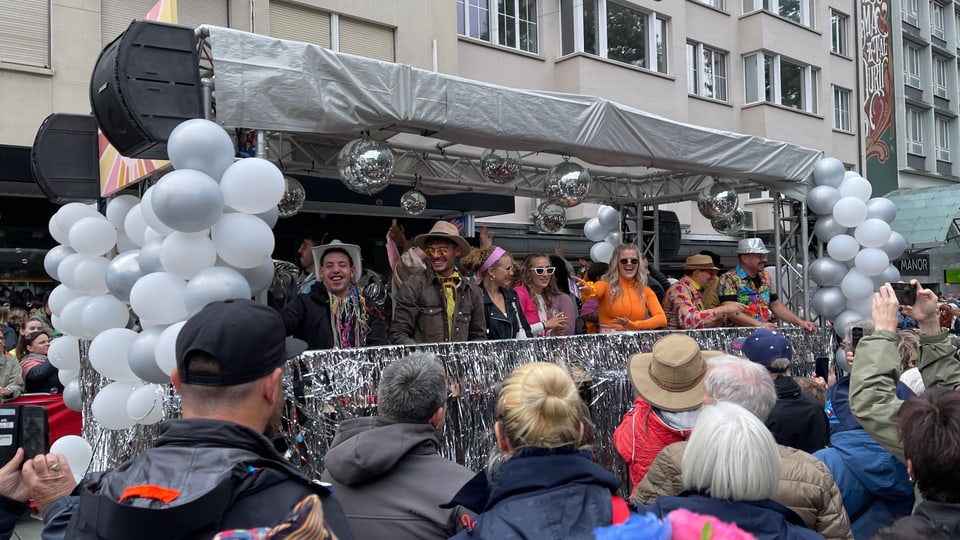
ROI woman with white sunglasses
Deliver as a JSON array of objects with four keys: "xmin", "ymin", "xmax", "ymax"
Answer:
[
  {"xmin": 575, "ymin": 244, "xmax": 666, "ymax": 332},
  {"xmin": 515, "ymin": 253, "xmax": 576, "ymax": 337}
]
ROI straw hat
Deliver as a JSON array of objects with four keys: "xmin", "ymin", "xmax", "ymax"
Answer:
[
  {"xmin": 312, "ymin": 240, "xmax": 362, "ymax": 283},
  {"xmin": 628, "ymin": 334, "xmax": 722, "ymax": 412},
  {"xmin": 682, "ymin": 254, "xmax": 720, "ymax": 271},
  {"xmin": 412, "ymin": 221, "xmax": 472, "ymax": 257}
]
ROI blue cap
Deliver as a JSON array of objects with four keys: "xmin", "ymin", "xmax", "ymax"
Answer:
[{"xmin": 741, "ymin": 329, "xmax": 793, "ymax": 373}]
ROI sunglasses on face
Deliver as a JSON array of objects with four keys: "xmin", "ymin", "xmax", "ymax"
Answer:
[
  {"xmin": 424, "ymin": 247, "xmax": 449, "ymax": 257},
  {"xmin": 494, "ymin": 265, "xmax": 514, "ymax": 273},
  {"xmin": 531, "ymin": 266, "xmax": 556, "ymax": 276},
  {"xmin": 619, "ymin": 258, "xmax": 640, "ymax": 265}
]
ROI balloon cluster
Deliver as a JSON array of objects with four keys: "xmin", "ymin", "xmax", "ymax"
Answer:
[
  {"xmin": 584, "ymin": 205, "xmax": 621, "ymax": 262},
  {"xmin": 697, "ymin": 182, "xmax": 743, "ymax": 235},
  {"xmin": 807, "ymin": 157, "xmax": 904, "ymax": 338},
  {"xmin": 43, "ymin": 119, "xmax": 283, "ymax": 430}
]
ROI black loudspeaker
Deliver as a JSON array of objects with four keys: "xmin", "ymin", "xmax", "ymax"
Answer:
[
  {"xmin": 642, "ymin": 210, "xmax": 681, "ymax": 260},
  {"xmin": 90, "ymin": 20, "xmax": 203, "ymax": 159},
  {"xmin": 31, "ymin": 113, "xmax": 100, "ymax": 204}
]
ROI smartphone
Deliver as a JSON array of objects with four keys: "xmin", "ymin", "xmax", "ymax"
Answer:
[
  {"xmin": 850, "ymin": 327, "xmax": 864, "ymax": 352},
  {"xmin": 814, "ymin": 355, "xmax": 830, "ymax": 380},
  {"xmin": 890, "ymin": 282, "xmax": 917, "ymax": 306},
  {"xmin": 0, "ymin": 405, "xmax": 49, "ymax": 464}
]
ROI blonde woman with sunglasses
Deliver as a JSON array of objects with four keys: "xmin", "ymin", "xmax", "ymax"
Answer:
[
  {"xmin": 575, "ymin": 244, "xmax": 666, "ymax": 332},
  {"xmin": 515, "ymin": 254, "xmax": 576, "ymax": 337}
]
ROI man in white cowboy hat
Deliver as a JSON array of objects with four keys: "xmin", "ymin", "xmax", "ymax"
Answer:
[
  {"xmin": 717, "ymin": 238, "xmax": 815, "ymax": 332},
  {"xmin": 282, "ymin": 239, "xmax": 388, "ymax": 349},
  {"xmin": 663, "ymin": 254, "xmax": 746, "ymax": 329},
  {"xmin": 389, "ymin": 221, "xmax": 486, "ymax": 344}
]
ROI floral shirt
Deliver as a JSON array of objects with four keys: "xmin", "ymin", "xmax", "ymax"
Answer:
[
  {"xmin": 663, "ymin": 276, "xmax": 726, "ymax": 330},
  {"xmin": 718, "ymin": 265, "xmax": 776, "ymax": 322}
]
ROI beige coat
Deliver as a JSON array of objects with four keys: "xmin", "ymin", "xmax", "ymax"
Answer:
[
  {"xmin": 632, "ymin": 440, "xmax": 853, "ymax": 540},
  {"xmin": 0, "ymin": 353, "xmax": 23, "ymax": 400}
]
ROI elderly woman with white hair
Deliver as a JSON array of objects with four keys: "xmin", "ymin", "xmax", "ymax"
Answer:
[{"xmin": 637, "ymin": 401, "xmax": 824, "ymax": 540}]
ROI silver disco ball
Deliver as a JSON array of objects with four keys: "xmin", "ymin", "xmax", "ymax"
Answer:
[
  {"xmin": 480, "ymin": 149, "xmax": 522, "ymax": 184},
  {"xmin": 711, "ymin": 208, "xmax": 745, "ymax": 235},
  {"xmin": 544, "ymin": 161, "xmax": 591, "ymax": 208},
  {"xmin": 534, "ymin": 201, "xmax": 567, "ymax": 233},
  {"xmin": 697, "ymin": 182, "xmax": 739, "ymax": 220},
  {"xmin": 337, "ymin": 138, "xmax": 394, "ymax": 195},
  {"xmin": 400, "ymin": 189, "xmax": 427, "ymax": 215},
  {"xmin": 278, "ymin": 176, "xmax": 306, "ymax": 218}
]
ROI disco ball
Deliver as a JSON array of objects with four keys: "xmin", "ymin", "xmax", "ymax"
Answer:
[
  {"xmin": 400, "ymin": 189, "xmax": 427, "ymax": 215},
  {"xmin": 480, "ymin": 149, "xmax": 522, "ymax": 184},
  {"xmin": 544, "ymin": 161, "xmax": 591, "ymax": 208},
  {"xmin": 534, "ymin": 201, "xmax": 567, "ymax": 233},
  {"xmin": 697, "ymin": 182, "xmax": 739, "ymax": 220},
  {"xmin": 337, "ymin": 138, "xmax": 394, "ymax": 195},
  {"xmin": 711, "ymin": 208, "xmax": 745, "ymax": 235},
  {"xmin": 277, "ymin": 176, "xmax": 305, "ymax": 218}
]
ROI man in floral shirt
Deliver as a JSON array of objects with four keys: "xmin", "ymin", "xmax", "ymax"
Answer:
[
  {"xmin": 663, "ymin": 255, "xmax": 745, "ymax": 329},
  {"xmin": 718, "ymin": 239, "xmax": 815, "ymax": 332}
]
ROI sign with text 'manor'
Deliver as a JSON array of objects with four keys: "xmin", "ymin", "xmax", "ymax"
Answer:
[{"xmin": 894, "ymin": 255, "xmax": 930, "ymax": 276}]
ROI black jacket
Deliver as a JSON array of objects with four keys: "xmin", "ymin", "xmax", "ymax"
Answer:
[
  {"xmin": 766, "ymin": 376, "xmax": 830, "ymax": 454},
  {"xmin": 282, "ymin": 282, "xmax": 388, "ymax": 350},
  {"xmin": 481, "ymin": 286, "xmax": 533, "ymax": 340},
  {"xmin": 880, "ymin": 500, "xmax": 960, "ymax": 537}
]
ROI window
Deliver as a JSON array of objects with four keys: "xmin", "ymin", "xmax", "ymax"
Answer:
[
  {"xmin": 936, "ymin": 115, "xmax": 951, "ymax": 161},
  {"xmin": 457, "ymin": 0, "xmax": 539, "ymax": 53},
  {"xmin": 744, "ymin": 52, "xmax": 818, "ymax": 113},
  {"xmin": 907, "ymin": 107, "xmax": 925, "ymax": 155},
  {"xmin": 931, "ymin": 2, "xmax": 945, "ymax": 40},
  {"xmin": 103, "ymin": 0, "xmax": 229, "ymax": 47},
  {"xmin": 830, "ymin": 10, "xmax": 847, "ymax": 56},
  {"xmin": 560, "ymin": 1, "xmax": 668, "ymax": 73},
  {"xmin": 687, "ymin": 42, "xmax": 728, "ymax": 101},
  {"xmin": 695, "ymin": 0, "xmax": 726, "ymax": 8},
  {"xmin": 956, "ymin": 13, "xmax": 960, "ymax": 48},
  {"xmin": 904, "ymin": 44, "xmax": 922, "ymax": 88},
  {"xmin": 269, "ymin": 1, "xmax": 331, "ymax": 47},
  {"xmin": 901, "ymin": 0, "xmax": 919, "ymax": 27},
  {"xmin": 742, "ymin": 0, "xmax": 814, "ymax": 27},
  {"xmin": 270, "ymin": 4, "xmax": 395, "ymax": 61},
  {"xmin": 0, "ymin": 0, "xmax": 50, "ymax": 68},
  {"xmin": 934, "ymin": 55, "xmax": 949, "ymax": 98},
  {"xmin": 833, "ymin": 86, "xmax": 851, "ymax": 131}
]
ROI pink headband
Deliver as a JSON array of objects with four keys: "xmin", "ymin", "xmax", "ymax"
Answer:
[{"xmin": 477, "ymin": 247, "xmax": 507, "ymax": 281}]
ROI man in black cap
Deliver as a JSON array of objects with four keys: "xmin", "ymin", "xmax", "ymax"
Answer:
[{"xmin": 22, "ymin": 299, "xmax": 354, "ymax": 539}]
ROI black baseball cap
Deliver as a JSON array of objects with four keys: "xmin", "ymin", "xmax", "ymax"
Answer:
[{"xmin": 176, "ymin": 299, "xmax": 307, "ymax": 386}]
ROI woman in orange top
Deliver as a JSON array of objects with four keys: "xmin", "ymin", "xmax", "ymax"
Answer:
[{"xmin": 576, "ymin": 244, "xmax": 666, "ymax": 332}]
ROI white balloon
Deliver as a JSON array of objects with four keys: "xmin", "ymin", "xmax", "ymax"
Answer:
[
  {"xmin": 881, "ymin": 231, "xmax": 907, "ymax": 260},
  {"xmin": 140, "ymin": 188, "xmax": 175, "ymax": 235},
  {"xmin": 68, "ymin": 217, "xmax": 117, "ymax": 257},
  {"xmin": 62, "ymin": 379, "xmax": 82, "ymax": 411},
  {"xmin": 48, "ymin": 335, "xmax": 81, "ymax": 370},
  {"xmin": 58, "ymin": 368, "xmax": 80, "ymax": 386},
  {"xmin": 255, "ymin": 205, "xmax": 279, "ymax": 229},
  {"xmin": 184, "ymin": 266, "xmax": 252, "ymax": 316},
  {"xmin": 152, "ymin": 169, "xmax": 225, "ymax": 233},
  {"xmin": 590, "ymin": 241, "xmax": 615, "ymax": 264},
  {"xmin": 105, "ymin": 195, "xmax": 139, "ymax": 230},
  {"xmin": 155, "ymin": 321, "xmax": 187, "ymax": 376},
  {"xmin": 846, "ymin": 296, "xmax": 875, "ymax": 321},
  {"xmin": 48, "ymin": 285, "xmax": 83, "ymax": 317},
  {"xmin": 167, "ymin": 119, "xmax": 236, "ymax": 181},
  {"xmin": 49, "ymin": 435, "xmax": 92, "ymax": 483},
  {"xmin": 44, "ymin": 245, "xmax": 76, "ymax": 281},
  {"xmin": 139, "ymin": 239, "xmax": 165, "ymax": 274},
  {"xmin": 127, "ymin": 327, "xmax": 171, "ymax": 385},
  {"xmin": 238, "ymin": 258, "xmax": 275, "ymax": 295},
  {"xmin": 604, "ymin": 232, "xmax": 621, "ymax": 246},
  {"xmin": 841, "ymin": 269, "xmax": 875, "ymax": 300},
  {"xmin": 81, "ymin": 295, "xmax": 130, "ymax": 335},
  {"xmin": 827, "ymin": 234, "xmax": 860, "ymax": 262},
  {"xmin": 129, "ymin": 272, "xmax": 188, "ymax": 326},
  {"xmin": 839, "ymin": 175, "xmax": 873, "ymax": 202},
  {"xmin": 597, "ymin": 205, "xmax": 621, "ymax": 232},
  {"xmin": 211, "ymin": 213, "xmax": 275, "ymax": 269},
  {"xmin": 48, "ymin": 217, "xmax": 70, "ymax": 247},
  {"xmin": 854, "ymin": 219, "xmax": 892, "ymax": 249},
  {"xmin": 127, "ymin": 384, "xmax": 164, "ymax": 425},
  {"xmin": 91, "ymin": 381, "xmax": 138, "ymax": 430},
  {"xmin": 58, "ymin": 296, "xmax": 91, "ymax": 338},
  {"xmin": 54, "ymin": 203, "xmax": 100, "ymax": 238},
  {"xmin": 220, "ymin": 158, "xmax": 285, "ymax": 214},
  {"xmin": 160, "ymin": 232, "xmax": 217, "ymax": 281},
  {"xmin": 89, "ymin": 328, "xmax": 139, "ymax": 381},
  {"xmin": 123, "ymin": 204, "xmax": 148, "ymax": 247},
  {"xmin": 72, "ymin": 256, "xmax": 110, "ymax": 296},
  {"xmin": 142, "ymin": 226, "xmax": 167, "ymax": 245},
  {"xmin": 116, "ymin": 229, "xmax": 138, "ymax": 252},
  {"xmin": 57, "ymin": 254, "xmax": 87, "ymax": 291},
  {"xmin": 583, "ymin": 217, "xmax": 607, "ymax": 242},
  {"xmin": 854, "ymin": 248, "xmax": 890, "ymax": 276},
  {"xmin": 873, "ymin": 265, "xmax": 902, "ymax": 289},
  {"xmin": 833, "ymin": 197, "xmax": 868, "ymax": 228}
]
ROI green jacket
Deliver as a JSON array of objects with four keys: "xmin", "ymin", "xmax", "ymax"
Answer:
[
  {"xmin": 850, "ymin": 330, "xmax": 959, "ymax": 463},
  {"xmin": 0, "ymin": 353, "xmax": 23, "ymax": 401}
]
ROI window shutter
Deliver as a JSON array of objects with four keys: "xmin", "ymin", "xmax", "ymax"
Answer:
[
  {"xmin": 102, "ymin": 0, "xmax": 229, "ymax": 47},
  {"xmin": 339, "ymin": 16, "xmax": 395, "ymax": 62},
  {"xmin": 269, "ymin": 1, "xmax": 331, "ymax": 47},
  {"xmin": 0, "ymin": 0, "xmax": 51, "ymax": 68}
]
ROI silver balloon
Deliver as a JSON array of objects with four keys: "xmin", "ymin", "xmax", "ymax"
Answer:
[
  {"xmin": 544, "ymin": 161, "xmax": 591, "ymax": 208},
  {"xmin": 872, "ymin": 264, "xmax": 901, "ymax": 289},
  {"xmin": 480, "ymin": 149, "xmax": 521, "ymax": 184},
  {"xmin": 44, "ymin": 245, "xmax": 76, "ymax": 281},
  {"xmin": 812, "ymin": 287, "xmax": 846, "ymax": 319},
  {"xmin": 534, "ymin": 202, "xmax": 567, "ymax": 233},
  {"xmin": 151, "ymin": 169, "xmax": 225, "ymax": 233},
  {"xmin": 240, "ymin": 258, "xmax": 277, "ymax": 296},
  {"xmin": 809, "ymin": 257, "xmax": 848, "ymax": 287},
  {"xmin": 400, "ymin": 189, "xmax": 427, "ymax": 215},
  {"xmin": 127, "ymin": 327, "xmax": 171, "ymax": 384},
  {"xmin": 813, "ymin": 215, "xmax": 849, "ymax": 242},
  {"xmin": 806, "ymin": 185, "xmax": 841, "ymax": 216},
  {"xmin": 184, "ymin": 266, "xmax": 252, "ymax": 316},
  {"xmin": 278, "ymin": 176, "xmax": 305, "ymax": 218},
  {"xmin": 697, "ymin": 183, "xmax": 739, "ymax": 220},
  {"xmin": 338, "ymin": 138, "xmax": 393, "ymax": 195},
  {"xmin": 105, "ymin": 250, "xmax": 144, "ymax": 304},
  {"xmin": 812, "ymin": 158, "xmax": 846, "ymax": 188},
  {"xmin": 62, "ymin": 379, "xmax": 82, "ymax": 412},
  {"xmin": 864, "ymin": 197, "xmax": 897, "ymax": 223},
  {"xmin": 138, "ymin": 239, "xmax": 164, "ymax": 274},
  {"xmin": 881, "ymin": 231, "xmax": 907, "ymax": 260},
  {"xmin": 711, "ymin": 208, "xmax": 745, "ymax": 235},
  {"xmin": 834, "ymin": 309, "xmax": 866, "ymax": 338}
]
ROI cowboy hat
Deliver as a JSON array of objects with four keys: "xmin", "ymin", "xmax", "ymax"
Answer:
[
  {"xmin": 682, "ymin": 254, "xmax": 720, "ymax": 271},
  {"xmin": 412, "ymin": 221, "xmax": 472, "ymax": 258},
  {"xmin": 312, "ymin": 240, "xmax": 363, "ymax": 283},
  {"xmin": 628, "ymin": 334, "xmax": 722, "ymax": 412}
]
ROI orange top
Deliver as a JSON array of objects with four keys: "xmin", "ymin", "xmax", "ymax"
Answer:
[{"xmin": 582, "ymin": 278, "xmax": 667, "ymax": 331}]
